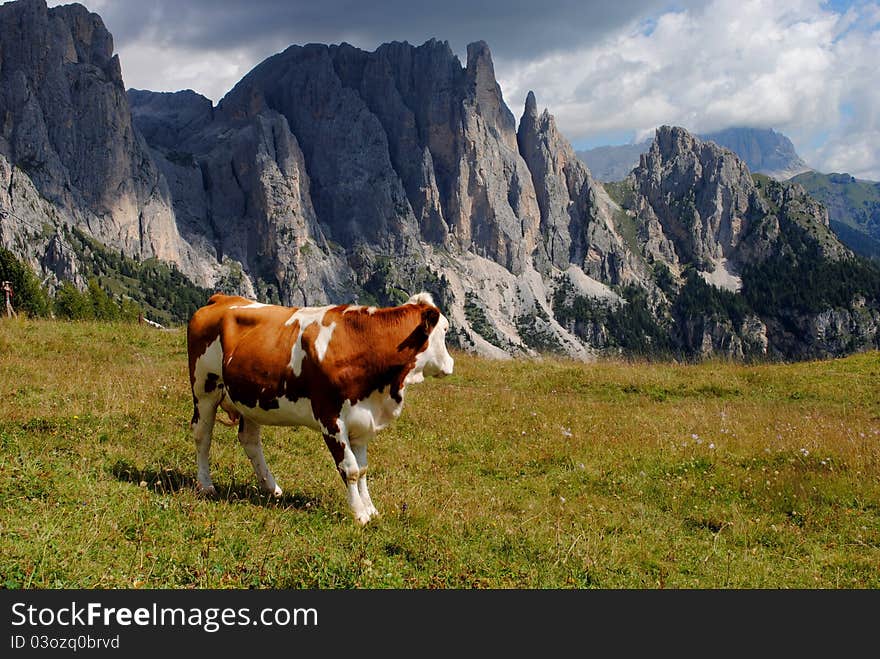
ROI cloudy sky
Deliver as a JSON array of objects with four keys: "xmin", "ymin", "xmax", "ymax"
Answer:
[{"xmin": 51, "ymin": 0, "xmax": 880, "ymax": 179}]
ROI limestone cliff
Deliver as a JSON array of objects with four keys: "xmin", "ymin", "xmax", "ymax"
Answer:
[
  {"xmin": 0, "ymin": 0, "xmax": 200, "ymax": 279},
  {"xmin": 517, "ymin": 90, "xmax": 641, "ymax": 285}
]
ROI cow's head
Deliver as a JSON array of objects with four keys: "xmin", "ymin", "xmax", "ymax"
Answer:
[{"xmin": 406, "ymin": 292, "xmax": 454, "ymax": 382}]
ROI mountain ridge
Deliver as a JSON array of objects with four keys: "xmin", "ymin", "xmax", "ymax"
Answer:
[
  {"xmin": 790, "ymin": 171, "xmax": 880, "ymax": 259},
  {"xmin": 577, "ymin": 127, "xmax": 812, "ymax": 183},
  {"xmin": 2, "ymin": 0, "xmax": 878, "ymax": 361}
]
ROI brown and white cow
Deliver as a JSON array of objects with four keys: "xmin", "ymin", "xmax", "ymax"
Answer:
[{"xmin": 186, "ymin": 291, "xmax": 454, "ymax": 524}]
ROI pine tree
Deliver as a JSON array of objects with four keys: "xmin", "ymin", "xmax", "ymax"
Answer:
[{"xmin": 0, "ymin": 248, "xmax": 51, "ymax": 317}]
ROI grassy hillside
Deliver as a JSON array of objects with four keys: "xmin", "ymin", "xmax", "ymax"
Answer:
[
  {"xmin": 1, "ymin": 318, "xmax": 878, "ymax": 588},
  {"xmin": 64, "ymin": 226, "xmax": 214, "ymax": 325},
  {"xmin": 792, "ymin": 171, "xmax": 880, "ymax": 259}
]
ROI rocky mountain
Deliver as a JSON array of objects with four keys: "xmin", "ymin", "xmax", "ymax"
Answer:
[
  {"xmin": 705, "ymin": 127, "xmax": 811, "ymax": 181},
  {"xmin": 604, "ymin": 128, "xmax": 877, "ymax": 360},
  {"xmin": 2, "ymin": 0, "xmax": 878, "ymax": 361},
  {"xmin": 790, "ymin": 171, "xmax": 880, "ymax": 259},
  {"xmin": 578, "ymin": 127, "xmax": 811, "ymax": 183},
  {"xmin": 0, "ymin": 0, "xmax": 216, "ymax": 287},
  {"xmin": 516, "ymin": 90, "xmax": 640, "ymax": 283}
]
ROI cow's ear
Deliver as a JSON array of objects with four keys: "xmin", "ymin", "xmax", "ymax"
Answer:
[{"xmin": 422, "ymin": 306, "xmax": 440, "ymax": 333}]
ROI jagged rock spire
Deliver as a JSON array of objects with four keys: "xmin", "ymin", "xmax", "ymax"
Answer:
[{"xmin": 524, "ymin": 90, "xmax": 538, "ymax": 117}]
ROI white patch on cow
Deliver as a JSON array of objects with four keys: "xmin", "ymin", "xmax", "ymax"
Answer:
[
  {"xmin": 315, "ymin": 321, "xmax": 336, "ymax": 362},
  {"xmin": 343, "ymin": 305, "xmax": 378, "ymax": 314},
  {"xmin": 409, "ymin": 311, "xmax": 454, "ymax": 381},
  {"xmin": 284, "ymin": 305, "xmax": 334, "ymax": 376},
  {"xmin": 228, "ymin": 302, "xmax": 268, "ymax": 309},
  {"xmin": 193, "ymin": 337, "xmax": 224, "ymax": 396},
  {"xmin": 289, "ymin": 333, "xmax": 307, "ymax": 376},
  {"xmin": 407, "ymin": 292, "xmax": 435, "ymax": 306},
  {"xmin": 284, "ymin": 305, "xmax": 332, "ymax": 327},
  {"xmin": 341, "ymin": 389, "xmax": 404, "ymax": 440},
  {"xmin": 231, "ymin": 395, "xmax": 323, "ymax": 432}
]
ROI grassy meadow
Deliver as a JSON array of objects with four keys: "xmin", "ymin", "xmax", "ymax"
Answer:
[{"xmin": 0, "ymin": 317, "xmax": 878, "ymax": 588}]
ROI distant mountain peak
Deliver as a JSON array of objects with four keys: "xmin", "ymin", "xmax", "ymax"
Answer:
[
  {"xmin": 703, "ymin": 126, "xmax": 810, "ymax": 180},
  {"xmin": 578, "ymin": 125, "xmax": 811, "ymax": 183}
]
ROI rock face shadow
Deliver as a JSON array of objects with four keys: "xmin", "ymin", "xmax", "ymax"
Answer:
[{"xmin": 109, "ymin": 460, "xmax": 319, "ymax": 510}]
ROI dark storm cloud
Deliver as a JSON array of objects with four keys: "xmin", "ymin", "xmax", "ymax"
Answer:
[{"xmin": 94, "ymin": 0, "xmax": 683, "ymax": 61}]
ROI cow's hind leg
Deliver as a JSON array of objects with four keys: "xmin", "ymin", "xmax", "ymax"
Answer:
[
  {"xmin": 323, "ymin": 433, "xmax": 370, "ymax": 525},
  {"xmin": 351, "ymin": 442, "xmax": 378, "ymax": 519},
  {"xmin": 191, "ymin": 395, "xmax": 219, "ymax": 496},
  {"xmin": 238, "ymin": 417, "xmax": 282, "ymax": 497}
]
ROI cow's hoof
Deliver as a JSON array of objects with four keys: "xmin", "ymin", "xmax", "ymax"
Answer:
[
  {"xmin": 271, "ymin": 485, "xmax": 283, "ymax": 498},
  {"xmin": 196, "ymin": 483, "xmax": 217, "ymax": 498},
  {"xmin": 354, "ymin": 512, "xmax": 371, "ymax": 526}
]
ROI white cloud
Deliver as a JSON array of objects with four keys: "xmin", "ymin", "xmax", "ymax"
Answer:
[
  {"xmin": 497, "ymin": 0, "xmax": 880, "ymax": 179},
  {"xmin": 116, "ymin": 40, "xmax": 265, "ymax": 103}
]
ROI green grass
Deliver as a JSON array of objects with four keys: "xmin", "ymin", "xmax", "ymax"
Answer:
[
  {"xmin": 791, "ymin": 171, "xmax": 880, "ymax": 258},
  {"xmin": 1, "ymin": 318, "xmax": 879, "ymax": 588}
]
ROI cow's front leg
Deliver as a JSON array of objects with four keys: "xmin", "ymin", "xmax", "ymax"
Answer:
[
  {"xmin": 323, "ymin": 433, "xmax": 370, "ymax": 525},
  {"xmin": 351, "ymin": 442, "xmax": 378, "ymax": 519},
  {"xmin": 238, "ymin": 417, "xmax": 282, "ymax": 497}
]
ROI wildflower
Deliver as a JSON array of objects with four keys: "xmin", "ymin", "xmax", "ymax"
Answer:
[
  {"xmin": 799, "ymin": 448, "xmax": 809, "ymax": 457},
  {"xmin": 708, "ymin": 443, "xmax": 715, "ymax": 450},
  {"xmin": 561, "ymin": 427, "xmax": 572, "ymax": 438},
  {"xmin": 691, "ymin": 433, "xmax": 699, "ymax": 440}
]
